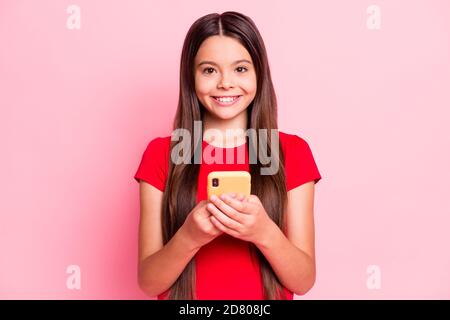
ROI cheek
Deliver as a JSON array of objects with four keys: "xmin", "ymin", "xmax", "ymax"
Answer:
[
  {"xmin": 195, "ymin": 76, "xmax": 214, "ymax": 96},
  {"xmin": 240, "ymin": 75, "xmax": 257, "ymax": 95}
]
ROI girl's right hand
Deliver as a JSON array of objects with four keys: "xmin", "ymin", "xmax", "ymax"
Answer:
[{"xmin": 180, "ymin": 200, "xmax": 223, "ymax": 250}]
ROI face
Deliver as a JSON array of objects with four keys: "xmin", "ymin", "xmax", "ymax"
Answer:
[{"xmin": 194, "ymin": 35, "xmax": 257, "ymax": 120}]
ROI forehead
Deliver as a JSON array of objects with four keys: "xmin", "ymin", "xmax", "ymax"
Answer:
[{"xmin": 195, "ymin": 35, "xmax": 252, "ymax": 64}]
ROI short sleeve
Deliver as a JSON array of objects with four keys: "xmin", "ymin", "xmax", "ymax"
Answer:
[
  {"xmin": 284, "ymin": 134, "xmax": 322, "ymax": 191},
  {"xmin": 134, "ymin": 137, "xmax": 170, "ymax": 192}
]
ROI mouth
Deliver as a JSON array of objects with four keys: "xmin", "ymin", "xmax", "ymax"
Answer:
[{"xmin": 211, "ymin": 95, "xmax": 243, "ymax": 106}]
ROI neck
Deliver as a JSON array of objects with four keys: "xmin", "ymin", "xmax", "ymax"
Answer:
[{"xmin": 202, "ymin": 110, "xmax": 248, "ymax": 148}]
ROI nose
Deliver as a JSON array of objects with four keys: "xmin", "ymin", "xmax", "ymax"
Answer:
[{"xmin": 217, "ymin": 72, "xmax": 235, "ymax": 89}]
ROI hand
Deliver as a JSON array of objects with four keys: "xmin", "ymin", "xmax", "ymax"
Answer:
[
  {"xmin": 180, "ymin": 200, "xmax": 224, "ymax": 250},
  {"xmin": 206, "ymin": 193, "xmax": 276, "ymax": 245}
]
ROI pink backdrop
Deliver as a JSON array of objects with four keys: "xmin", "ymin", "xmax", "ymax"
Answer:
[{"xmin": 1, "ymin": 0, "xmax": 449, "ymax": 299}]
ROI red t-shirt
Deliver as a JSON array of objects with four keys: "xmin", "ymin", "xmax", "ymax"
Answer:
[{"xmin": 134, "ymin": 131, "xmax": 322, "ymax": 300}]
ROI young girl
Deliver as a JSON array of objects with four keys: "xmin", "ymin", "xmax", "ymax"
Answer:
[{"xmin": 134, "ymin": 11, "xmax": 322, "ymax": 300}]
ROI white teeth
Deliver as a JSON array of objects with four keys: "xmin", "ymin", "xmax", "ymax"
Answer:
[{"xmin": 214, "ymin": 96, "xmax": 239, "ymax": 102}]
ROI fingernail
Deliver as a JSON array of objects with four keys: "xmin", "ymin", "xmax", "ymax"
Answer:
[
  {"xmin": 210, "ymin": 195, "xmax": 217, "ymax": 201},
  {"xmin": 220, "ymin": 194, "xmax": 227, "ymax": 200}
]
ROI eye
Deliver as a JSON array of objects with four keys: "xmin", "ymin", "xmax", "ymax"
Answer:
[
  {"xmin": 202, "ymin": 67, "xmax": 215, "ymax": 74},
  {"xmin": 236, "ymin": 66, "xmax": 248, "ymax": 73},
  {"xmin": 202, "ymin": 66, "xmax": 249, "ymax": 75}
]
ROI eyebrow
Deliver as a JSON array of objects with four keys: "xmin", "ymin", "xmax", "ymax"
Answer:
[{"xmin": 197, "ymin": 59, "xmax": 252, "ymax": 67}]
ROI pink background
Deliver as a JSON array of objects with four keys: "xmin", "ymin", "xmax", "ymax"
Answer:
[{"xmin": 1, "ymin": 0, "xmax": 449, "ymax": 299}]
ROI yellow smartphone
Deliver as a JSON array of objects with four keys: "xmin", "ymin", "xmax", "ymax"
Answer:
[{"xmin": 207, "ymin": 171, "xmax": 251, "ymax": 199}]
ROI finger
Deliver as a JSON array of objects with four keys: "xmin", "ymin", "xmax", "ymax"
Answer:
[
  {"xmin": 247, "ymin": 195, "xmax": 260, "ymax": 204},
  {"xmin": 197, "ymin": 205, "xmax": 214, "ymax": 219},
  {"xmin": 206, "ymin": 201, "xmax": 242, "ymax": 231},
  {"xmin": 236, "ymin": 193, "xmax": 246, "ymax": 201},
  {"xmin": 220, "ymin": 194, "xmax": 247, "ymax": 214},
  {"xmin": 210, "ymin": 216, "xmax": 239, "ymax": 238},
  {"xmin": 221, "ymin": 194, "xmax": 254, "ymax": 215},
  {"xmin": 211, "ymin": 194, "xmax": 246, "ymax": 222}
]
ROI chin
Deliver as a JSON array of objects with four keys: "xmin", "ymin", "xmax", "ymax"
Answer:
[
  {"xmin": 212, "ymin": 106, "xmax": 245, "ymax": 118},
  {"xmin": 211, "ymin": 111, "xmax": 239, "ymax": 120}
]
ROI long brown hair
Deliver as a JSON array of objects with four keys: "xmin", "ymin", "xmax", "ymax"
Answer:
[{"xmin": 161, "ymin": 11, "xmax": 288, "ymax": 299}]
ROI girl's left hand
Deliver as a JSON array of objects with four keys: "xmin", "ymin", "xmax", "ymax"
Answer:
[{"xmin": 206, "ymin": 192, "xmax": 276, "ymax": 245}]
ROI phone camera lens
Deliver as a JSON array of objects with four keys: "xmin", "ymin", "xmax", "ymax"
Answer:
[{"xmin": 212, "ymin": 178, "xmax": 219, "ymax": 187}]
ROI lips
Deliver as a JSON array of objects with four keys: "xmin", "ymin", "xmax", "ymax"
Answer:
[{"xmin": 211, "ymin": 95, "xmax": 242, "ymax": 106}]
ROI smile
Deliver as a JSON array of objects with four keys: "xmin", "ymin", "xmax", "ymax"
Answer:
[{"xmin": 211, "ymin": 95, "xmax": 242, "ymax": 106}]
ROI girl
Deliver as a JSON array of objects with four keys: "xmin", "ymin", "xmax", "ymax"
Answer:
[{"xmin": 134, "ymin": 11, "xmax": 322, "ymax": 300}]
